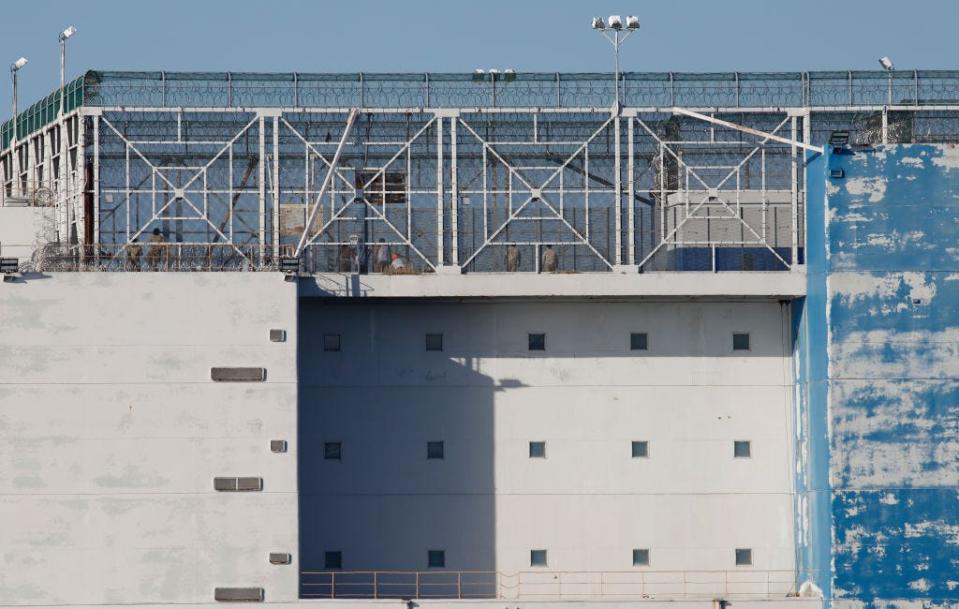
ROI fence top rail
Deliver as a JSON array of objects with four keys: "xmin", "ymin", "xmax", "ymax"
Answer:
[{"xmin": 6, "ymin": 68, "xmax": 959, "ymax": 148}]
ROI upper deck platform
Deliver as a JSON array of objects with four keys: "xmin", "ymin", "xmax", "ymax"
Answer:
[{"xmin": 3, "ymin": 70, "xmax": 958, "ymax": 288}]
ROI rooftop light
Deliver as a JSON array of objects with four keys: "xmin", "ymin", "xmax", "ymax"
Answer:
[
  {"xmin": 878, "ymin": 56, "xmax": 894, "ymax": 71},
  {"xmin": 59, "ymin": 25, "xmax": 77, "ymax": 41},
  {"xmin": 11, "ymin": 57, "xmax": 28, "ymax": 72}
]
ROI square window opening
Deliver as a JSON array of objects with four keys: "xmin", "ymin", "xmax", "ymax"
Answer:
[
  {"xmin": 427, "ymin": 441, "xmax": 445, "ymax": 460},
  {"xmin": 324, "ymin": 442, "xmax": 342, "ymax": 461},
  {"xmin": 734, "ymin": 440, "xmax": 751, "ymax": 458},
  {"xmin": 631, "ymin": 441, "xmax": 649, "ymax": 458},
  {"xmin": 324, "ymin": 551, "xmax": 342, "ymax": 570},
  {"xmin": 428, "ymin": 550, "xmax": 446, "ymax": 568},
  {"xmin": 630, "ymin": 332, "xmax": 648, "ymax": 351},
  {"xmin": 323, "ymin": 334, "xmax": 341, "ymax": 352},
  {"xmin": 733, "ymin": 333, "xmax": 750, "ymax": 351},
  {"xmin": 425, "ymin": 333, "xmax": 444, "ymax": 351},
  {"xmin": 735, "ymin": 548, "xmax": 752, "ymax": 566},
  {"xmin": 530, "ymin": 549, "xmax": 548, "ymax": 567},
  {"xmin": 528, "ymin": 333, "xmax": 546, "ymax": 351},
  {"xmin": 632, "ymin": 548, "xmax": 650, "ymax": 566},
  {"xmin": 529, "ymin": 441, "xmax": 547, "ymax": 459}
]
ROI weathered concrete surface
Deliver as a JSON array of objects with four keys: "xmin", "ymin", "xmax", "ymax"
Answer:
[
  {"xmin": 811, "ymin": 145, "xmax": 959, "ymax": 607},
  {"xmin": 0, "ymin": 273, "xmax": 299, "ymax": 605},
  {"xmin": 0, "ymin": 206, "xmax": 54, "ymax": 261},
  {"xmin": 300, "ymin": 270, "xmax": 806, "ymax": 299}
]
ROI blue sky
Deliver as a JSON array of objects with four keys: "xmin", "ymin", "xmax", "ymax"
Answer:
[{"xmin": 1, "ymin": 0, "xmax": 954, "ymax": 111}]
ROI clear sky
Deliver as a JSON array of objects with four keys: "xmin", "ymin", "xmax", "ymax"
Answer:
[{"xmin": 1, "ymin": 0, "xmax": 955, "ymax": 112}]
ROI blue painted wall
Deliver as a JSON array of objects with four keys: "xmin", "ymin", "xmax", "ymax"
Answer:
[{"xmin": 806, "ymin": 144, "xmax": 959, "ymax": 608}]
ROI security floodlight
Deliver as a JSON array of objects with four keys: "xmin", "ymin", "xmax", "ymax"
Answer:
[
  {"xmin": 879, "ymin": 56, "xmax": 894, "ymax": 71},
  {"xmin": 474, "ymin": 68, "xmax": 485, "ymax": 74},
  {"xmin": 488, "ymin": 68, "xmax": 499, "ymax": 74},
  {"xmin": 590, "ymin": 14, "xmax": 638, "ymax": 110},
  {"xmin": 59, "ymin": 25, "xmax": 77, "ymax": 41},
  {"xmin": 11, "ymin": 57, "xmax": 27, "ymax": 72}
]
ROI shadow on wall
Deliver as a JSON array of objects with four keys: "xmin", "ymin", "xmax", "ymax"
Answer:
[
  {"xmin": 298, "ymin": 300, "xmax": 506, "ymax": 599},
  {"xmin": 297, "ymin": 298, "xmax": 788, "ymax": 599}
]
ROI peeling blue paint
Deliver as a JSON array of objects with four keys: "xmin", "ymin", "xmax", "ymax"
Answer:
[{"xmin": 808, "ymin": 144, "xmax": 959, "ymax": 608}]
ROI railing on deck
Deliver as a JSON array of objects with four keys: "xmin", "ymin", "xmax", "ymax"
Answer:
[{"xmin": 300, "ymin": 569, "xmax": 797, "ymax": 600}]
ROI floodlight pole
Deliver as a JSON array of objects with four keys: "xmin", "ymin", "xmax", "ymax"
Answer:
[
  {"xmin": 595, "ymin": 27, "xmax": 635, "ymax": 112},
  {"xmin": 59, "ymin": 38, "xmax": 66, "ymax": 116},
  {"xmin": 10, "ymin": 63, "xmax": 23, "ymax": 146},
  {"xmin": 59, "ymin": 27, "xmax": 77, "ymax": 116}
]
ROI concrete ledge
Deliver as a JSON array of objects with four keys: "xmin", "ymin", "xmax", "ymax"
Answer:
[
  {"xmin": 0, "ymin": 599, "xmax": 823, "ymax": 609},
  {"xmin": 298, "ymin": 270, "xmax": 807, "ymax": 300}
]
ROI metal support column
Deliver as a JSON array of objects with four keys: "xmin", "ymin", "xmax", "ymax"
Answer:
[
  {"xmin": 790, "ymin": 115, "xmax": 798, "ymax": 266},
  {"xmin": 803, "ymin": 110, "xmax": 811, "ymax": 260},
  {"xmin": 258, "ymin": 116, "xmax": 266, "ymax": 266},
  {"xmin": 273, "ymin": 116, "xmax": 280, "ymax": 261},
  {"xmin": 450, "ymin": 116, "xmax": 459, "ymax": 266},
  {"xmin": 613, "ymin": 115, "xmax": 622, "ymax": 265},
  {"xmin": 92, "ymin": 115, "xmax": 100, "ymax": 263},
  {"xmin": 627, "ymin": 117, "xmax": 635, "ymax": 265},
  {"xmin": 436, "ymin": 116, "xmax": 444, "ymax": 265}
]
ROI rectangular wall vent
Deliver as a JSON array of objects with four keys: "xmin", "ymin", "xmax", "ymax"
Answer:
[
  {"xmin": 214, "ymin": 587, "xmax": 264, "ymax": 602},
  {"xmin": 214, "ymin": 477, "xmax": 263, "ymax": 492},
  {"xmin": 269, "ymin": 553, "xmax": 292, "ymax": 565},
  {"xmin": 270, "ymin": 440, "xmax": 288, "ymax": 453},
  {"xmin": 211, "ymin": 367, "xmax": 266, "ymax": 382},
  {"xmin": 269, "ymin": 329, "xmax": 287, "ymax": 343}
]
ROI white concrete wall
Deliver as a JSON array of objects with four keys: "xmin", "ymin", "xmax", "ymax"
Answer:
[
  {"xmin": 300, "ymin": 300, "xmax": 796, "ymax": 595},
  {"xmin": 0, "ymin": 205, "xmax": 55, "ymax": 261},
  {"xmin": 0, "ymin": 273, "xmax": 299, "ymax": 605}
]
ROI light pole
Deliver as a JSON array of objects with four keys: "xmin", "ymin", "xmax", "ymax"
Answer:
[
  {"xmin": 10, "ymin": 57, "xmax": 28, "ymax": 145},
  {"xmin": 879, "ymin": 56, "xmax": 894, "ymax": 105},
  {"xmin": 59, "ymin": 26, "xmax": 78, "ymax": 116},
  {"xmin": 591, "ymin": 15, "xmax": 639, "ymax": 110}
]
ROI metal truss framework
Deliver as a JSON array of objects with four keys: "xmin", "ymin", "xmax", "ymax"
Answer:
[{"xmin": 2, "ymin": 103, "xmax": 957, "ymax": 272}]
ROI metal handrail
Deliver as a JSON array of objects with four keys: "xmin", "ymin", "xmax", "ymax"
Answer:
[{"xmin": 300, "ymin": 569, "xmax": 797, "ymax": 600}]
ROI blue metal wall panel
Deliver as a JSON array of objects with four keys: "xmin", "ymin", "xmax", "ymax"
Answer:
[{"xmin": 820, "ymin": 144, "xmax": 959, "ymax": 607}]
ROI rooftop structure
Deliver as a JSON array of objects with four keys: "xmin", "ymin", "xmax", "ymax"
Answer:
[{"xmin": 1, "ymin": 70, "xmax": 958, "ymax": 276}]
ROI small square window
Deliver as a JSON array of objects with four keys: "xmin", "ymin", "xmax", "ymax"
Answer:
[
  {"xmin": 323, "ymin": 334, "xmax": 341, "ymax": 352},
  {"xmin": 324, "ymin": 551, "xmax": 342, "ymax": 570},
  {"xmin": 733, "ymin": 333, "xmax": 750, "ymax": 351},
  {"xmin": 734, "ymin": 440, "xmax": 751, "ymax": 458},
  {"xmin": 528, "ymin": 333, "xmax": 546, "ymax": 351},
  {"xmin": 529, "ymin": 441, "xmax": 547, "ymax": 459},
  {"xmin": 630, "ymin": 333, "xmax": 648, "ymax": 351},
  {"xmin": 632, "ymin": 548, "xmax": 650, "ymax": 566},
  {"xmin": 428, "ymin": 550, "xmax": 446, "ymax": 568},
  {"xmin": 427, "ymin": 441, "xmax": 445, "ymax": 460},
  {"xmin": 324, "ymin": 442, "xmax": 342, "ymax": 461},
  {"xmin": 425, "ymin": 333, "xmax": 444, "ymax": 351},
  {"xmin": 530, "ymin": 549, "xmax": 548, "ymax": 567},
  {"xmin": 735, "ymin": 548, "xmax": 752, "ymax": 566},
  {"xmin": 631, "ymin": 441, "xmax": 649, "ymax": 458}
]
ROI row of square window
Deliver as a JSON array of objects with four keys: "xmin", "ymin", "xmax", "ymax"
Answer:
[
  {"xmin": 323, "ymin": 440, "xmax": 753, "ymax": 460},
  {"xmin": 322, "ymin": 548, "xmax": 755, "ymax": 570},
  {"xmin": 322, "ymin": 333, "xmax": 752, "ymax": 352}
]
